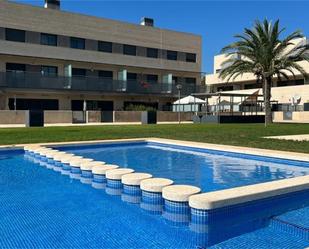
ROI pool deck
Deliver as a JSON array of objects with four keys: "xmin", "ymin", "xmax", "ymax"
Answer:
[
  {"xmin": 0, "ymin": 121, "xmax": 193, "ymax": 129},
  {"xmin": 265, "ymin": 134, "xmax": 309, "ymax": 141},
  {"xmin": 1, "ymin": 137, "xmax": 309, "ymax": 162}
]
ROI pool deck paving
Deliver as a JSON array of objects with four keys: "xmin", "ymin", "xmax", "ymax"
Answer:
[
  {"xmin": 265, "ymin": 134, "xmax": 309, "ymax": 141},
  {"xmin": 1, "ymin": 137, "xmax": 309, "ymax": 161},
  {"xmin": 0, "ymin": 121, "xmax": 193, "ymax": 128}
]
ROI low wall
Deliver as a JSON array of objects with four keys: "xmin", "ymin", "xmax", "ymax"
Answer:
[
  {"xmin": 114, "ymin": 111, "xmax": 142, "ymax": 122},
  {"xmin": 0, "ymin": 110, "xmax": 194, "ymax": 125},
  {"xmin": 157, "ymin": 111, "xmax": 192, "ymax": 122},
  {"xmin": 44, "ymin": 111, "xmax": 72, "ymax": 124},
  {"xmin": 0, "ymin": 110, "xmax": 26, "ymax": 124},
  {"xmin": 87, "ymin": 111, "xmax": 101, "ymax": 123},
  {"xmin": 273, "ymin": 111, "xmax": 309, "ymax": 123},
  {"xmin": 114, "ymin": 111, "xmax": 193, "ymax": 123}
]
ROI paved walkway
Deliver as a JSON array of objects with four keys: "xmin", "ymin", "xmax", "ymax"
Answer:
[
  {"xmin": 266, "ymin": 134, "xmax": 309, "ymax": 141},
  {"xmin": 0, "ymin": 121, "xmax": 192, "ymax": 128}
]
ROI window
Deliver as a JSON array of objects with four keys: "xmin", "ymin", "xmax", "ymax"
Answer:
[
  {"xmin": 98, "ymin": 41, "xmax": 112, "ymax": 53},
  {"xmin": 8, "ymin": 98, "xmax": 59, "ymax": 110},
  {"xmin": 147, "ymin": 48, "xmax": 158, "ymax": 58},
  {"xmin": 277, "ymin": 79, "xmax": 305, "ymax": 87},
  {"xmin": 167, "ymin": 50, "xmax": 177, "ymax": 60},
  {"xmin": 41, "ymin": 66, "xmax": 58, "ymax": 76},
  {"xmin": 244, "ymin": 83, "xmax": 262, "ymax": 89},
  {"xmin": 146, "ymin": 74, "xmax": 158, "ymax": 83},
  {"xmin": 6, "ymin": 63, "xmax": 26, "ymax": 72},
  {"xmin": 186, "ymin": 53, "xmax": 196, "ymax": 63},
  {"xmin": 98, "ymin": 70, "xmax": 113, "ymax": 79},
  {"xmin": 72, "ymin": 68, "xmax": 86, "ymax": 77},
  {"xmin": 5, "ymin": 28, "xmax": 25, "ymax": 42},
  {"xmin": 172, "ymin": 76, "xmax": 178, "ymax": 84},
  {"xmin": 41, "ymin": 33, "xmax": 57, "ymax": 46},
  {"xmin": 123, "ymin": 44, "xmax": 136, "ymax": 56},
  {"xmin": 185, "ymin": 77, "xmax": 196, "ymax": 84},
  {"xmin": 217, "ymin": 85, "xmax": 233, "ymax": 92},
  {"xmin": 70, "ymin": 37, "xmax": 85, "ymax": 49},
  {"xmin": 127, "ymin": 72, "xmax": 137, "ymax": 81}
]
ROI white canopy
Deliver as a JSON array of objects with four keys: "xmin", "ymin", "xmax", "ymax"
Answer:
[{"xmin": 173, "ymin": 95, "xmax": 205, "ymax": 105}]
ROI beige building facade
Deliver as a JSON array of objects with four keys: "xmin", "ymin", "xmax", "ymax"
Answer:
[
  {"xmin": 205, "ymin": 39, "xmax": 309, "ymax": 106},
  {"xmin": 0, "ymin": 0, "xmax": 202, "ymax": 111}
]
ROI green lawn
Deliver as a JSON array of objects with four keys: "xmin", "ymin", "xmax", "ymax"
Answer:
[{"xmin": 0, "ymin": 123, "xmax": 308, "ymax": 153}]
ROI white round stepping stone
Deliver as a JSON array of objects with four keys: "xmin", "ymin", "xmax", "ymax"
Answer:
[
  {"xmin": 44, "ymin": 151, "xmax": 61, "ymax": 157},
  {"xmin": 49, "ymin": 151, "xmax": 67, "ymax": 159},
  {"xmin": 39, "ymin": 149, "xmax": 58, "ymax": 156},
  {"xmin": 60, "ymin": 156, "xmax": 83, "ymax": 164},
  {"xmin": 24, "ymin": 145, "xmax": 41, "ymax": 151},
  {"xmin": 141, "ymin": 178, "xmax": 174, "ymax": 193},
  {"xmin": 105, "ymin": 168, "xmax": 134, "ymax": 180},
  {"xmin": 92, "ymin": 164, "xmax": 119, "ymax": 175},
  {"xmin": 34, "ymin": 148, "xmax": 52, "ymax": 153},
  {"xmin": 53, "ymin": 153, "xmax": 75, "ymax": 161},
  {"xmin": 121, "ymin": 173, "xmax": 152, "ymax": 186},
  {"xmin": 80, "ymin": 161, "xmax": 105, "ymax": 171},
  {"xmin": 69, "ymin": 158, "xmax": 94, "ymax": 168},
  {"xmin": 162, "ymin": 185, "xmax": 201, "ymax": 202}
]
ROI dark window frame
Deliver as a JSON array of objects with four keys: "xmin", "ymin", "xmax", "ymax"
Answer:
[
  {"xmin": 146, "ymin": 74, "xmax": 158, "ymax": 83},
  {"xmin": 167, "ymin": 50, "xmax": 178, "ymax": 61},
  {"xmin": 123, "ymin": 44, "xmax": 137, "ymax": 56},
  {"xmin": 72, "ymin": 68, "xmax": 86, "ymax": 77},
  {"xmin": 146, "ymin": 48, "xmax": 158, "ymax": 58},
  {"xmin": 70, "ymin": 37, "xmax": 85, "ymax": 50},
  {"xmin": 185, "ymin": 77, "xmax": 196, "ymax": 84},
  {"xmin": 98, "ymin": 70, "xmax": 113, "ymax": 79},
  {"xmin": 127, "ymin": 72, "xmax": 137, "ymax": 81},
  {"xmin": 41, "ymin": 65, "xmax": 58, "ymax": 77},
  {"xmin": 40, "ymin": 33, "xmax": 57, "ymax": 46},
  {"xmin": 186, "ymin": 53, "xmax": 196, "ymax": 63},
  {"xmin": 98, "ymin": 41, "xmax": 113, "ymax": 53},
  {"xmin": 5, "ymin": 28, "xmax": 25, "ymax": 43},
  {"xmin": 6, "ymin": 63, "xmax": 26, "ymax": 72}
]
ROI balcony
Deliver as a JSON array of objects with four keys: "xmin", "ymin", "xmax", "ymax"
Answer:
[{"xmin": 0, "ymin": 71, "xmax": 206, "ymax": 97}]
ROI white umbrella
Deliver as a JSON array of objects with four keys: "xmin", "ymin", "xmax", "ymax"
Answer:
[{"xmin": 173, "ymin": 95, "xmax": 205, "ymax": 105}]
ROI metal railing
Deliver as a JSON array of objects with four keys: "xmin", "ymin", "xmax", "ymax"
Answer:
[{"xmin": 0, "ymin": 71, "xmax": 206, "ymax": 96}]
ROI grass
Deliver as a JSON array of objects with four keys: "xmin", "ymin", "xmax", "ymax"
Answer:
[{"xmin": 0, "ymin": 123, "xmax": 309, "ymax": 153}]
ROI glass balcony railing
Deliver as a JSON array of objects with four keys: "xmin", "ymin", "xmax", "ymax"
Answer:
[{"xmin": 0, "ymin": 71, "xmax": 206, "ymax": 96}]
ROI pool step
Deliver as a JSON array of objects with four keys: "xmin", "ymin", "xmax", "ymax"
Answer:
[{"xmin": 269, "ymin": 206, "xmax": 309, "ymax": 241}]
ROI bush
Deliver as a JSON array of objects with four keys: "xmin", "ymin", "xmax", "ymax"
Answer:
[{"xmin": 125, "ymin": 104, "xmax": 156, "ymax": 111}]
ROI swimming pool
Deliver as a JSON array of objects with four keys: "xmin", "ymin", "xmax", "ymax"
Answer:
[
  {"xmin": 59, "ymin": 141, "xmax": 309, "ymax": 192},
  {"xmin": 1, "ymin": 140, "xmax": 308, "ymax": 248}
]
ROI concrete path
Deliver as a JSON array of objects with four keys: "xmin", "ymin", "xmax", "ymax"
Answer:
[
  {"xmin": 0, "ymin": 121, "xmax": 192, "ymax": 128},
  {"xmin": 266, "ymin": 134, "xmax": 309, "ymax": 141}
]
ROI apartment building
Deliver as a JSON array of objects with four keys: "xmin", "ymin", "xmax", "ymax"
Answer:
[
  {"xmin": 0, "ymin": 0, "xmax": 202, "ymax": 112},
  {"xmin": 205, "ymin": 38, "xmax": 309, "ymax": 105}
]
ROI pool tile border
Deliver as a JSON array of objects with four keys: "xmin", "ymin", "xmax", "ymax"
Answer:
[{"xmin": 2, "ymin": 137, "xmax": 308, "ymax": 162}]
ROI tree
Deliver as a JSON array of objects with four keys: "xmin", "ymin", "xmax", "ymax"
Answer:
[{"xmin": 219, "ymin": 19, "xmax": 309, "ymax": 126}]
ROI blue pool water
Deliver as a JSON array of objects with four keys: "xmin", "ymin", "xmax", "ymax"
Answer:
[
  {"xmin": 60, "ymin": 142, "xmax": 309, "ymax": 192},
  {"xmin": 1, "ymin": 143, "xmax": 309, "ymax": 248}
]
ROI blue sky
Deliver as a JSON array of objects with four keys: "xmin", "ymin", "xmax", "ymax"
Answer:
[{"xmin": 14, "ymin": 0, "xmax": 309, "ymax": 73}]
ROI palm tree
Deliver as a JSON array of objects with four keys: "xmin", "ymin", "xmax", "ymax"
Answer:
[{"xmin": 219, "ymin": 19, "xmax": 309, "ymax": 126}]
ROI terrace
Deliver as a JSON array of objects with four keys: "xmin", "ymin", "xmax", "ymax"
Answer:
[{"xmin": 0, "ymin": 71, "xmax": 206, "ymax": 96}]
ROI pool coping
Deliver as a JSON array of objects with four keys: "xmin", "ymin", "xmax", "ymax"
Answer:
[
  {"xmin": 1, "ymin": 137, "xmax": 308, "ymax": 162},
  {"xmin": 2, "ymin": 137, "xmax": 309, "ymax": 210}
]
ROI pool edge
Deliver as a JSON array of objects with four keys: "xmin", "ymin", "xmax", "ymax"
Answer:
[{"xmin": 1, "ymin": 137, "xmax": 308, "ymax": 162}]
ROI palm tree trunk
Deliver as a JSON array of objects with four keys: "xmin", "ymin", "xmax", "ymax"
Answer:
[{"xmin": 263, "ymin": 76, "xmax": 273, "ymax": 126}]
